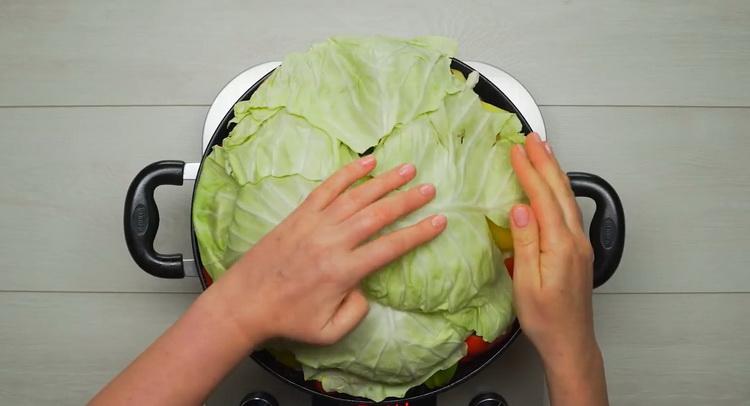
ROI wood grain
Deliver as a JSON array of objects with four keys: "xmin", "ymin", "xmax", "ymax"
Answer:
[
  {"xmin": 0, "ymin": 107, "xmax": 204, "ymax": 293},
  {"xmin": 1, "ymin": 3, "xmax": 747, "ymax": 403},
  {"xmin": 546, "ymin": 106, "xmax": 750, "ymax": 293},
  {"xmin": 0, "ymin": 0, "xmax": 748, "ymax": 107},
  {"xmin": 0, "ymin": 292, "xmax": 196, "ymax": 405},
  {"xmin": 1, "ymin": 292, "xmax": 746, "ymax": 405},
  {"xmin": 2, "ymin": 106, "xmax": 747, "ymax": 293},
  {"xmin": 593, "ymin": 293, "xmax": 750, "ymax": 406},
  {"xmin": 0, "ymin": 292, "xmax": 543, "ymax": 405}
]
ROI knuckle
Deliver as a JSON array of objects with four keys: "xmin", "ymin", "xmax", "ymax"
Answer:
[
  {"xmin": 386, "ymin": 176, "xmax": 406, "ymax": 195},
  {"xmin": 379, "ymin": 238, "xmax": 402, "ymax": 258},
  {"xmin": 579, "ymin": 239, "xmax": 595, "ymax": 262},
  {"xmin": 367, "ymin": 206, "xmax": 392, "ymax": 228},
  {"xmin": 410, "ymin": 225, "xmax": 436, "ymax": 246},
  {"xmin": 357, "ymin": 216, "xmax": 378, "ymax": 234},
  {"xmin": 334, "ymin": 192, "xmax": 357, "ymax": 211},
  {"xmin": 368, "ymin": 234, "xmax": 407, "ymax": 266},
  {"xmin": 353, "ymin": 177, "xmax": 385, "ymax": 201},
  {"xmin": 304, "ymin": 188, "xmax": 324, "ymax": 204},
  {"xmin": 375, "ymin": 171, "xmax": 397, "ymax": 187},
  {"xmin": 316, "ymin": 334, "xmax": 338, "ymax": 346},
  {"xmin": 391, "ymin": 196, "xmax": 413, "ymax": 216},
  {"xmin": 561, "ymin": 172, "xmax": 572, "ymax": 187},
  {"xmin": 398, "ymin": 190, "xmax": 425, "ymax": 213},
  {"xmin": 407, "ymin": 187, "xmax": 428, "ymax": 205},
  {"xmin": 393, "ymin": 229, "xmax": 415, "ymax": 248},
  {"xmin": 514, "ymin": 235, "xmax": 536, "ymax": 249},
  {"xmin": 555, "ymin": 236, "xmax": 576, "ymax": 254},
  {"xmin": 417, "ymin": 219, "xmax": 435, "ymax": 235}
]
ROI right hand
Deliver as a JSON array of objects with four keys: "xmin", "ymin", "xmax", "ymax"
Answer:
[{"xmin": 509, "ymin": 132, "xmax": 601, "ymax": 371}]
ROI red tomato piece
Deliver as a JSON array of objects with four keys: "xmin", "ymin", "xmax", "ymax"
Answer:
[
  {"xmin": 504, "ymin": 257, "xmax": 514, "ymax": 279},
  {"xmin": 201, "ymin": 268, "xmax": 214, "ymax": 287},
  {"xmin": 311, "ymin": 380, "xmax": 337, "ymax": 395},
  {"xmin": 462, "ymin": 334, "xmax": 492, "ymax": 362},
  {"xmin": 312, "ymin": 380, "xmax": 325, "ymax": 393}
]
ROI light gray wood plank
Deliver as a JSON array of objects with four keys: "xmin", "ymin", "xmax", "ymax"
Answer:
[
  {"xmin": 2, "ymin": 292, "xmax": 747, "ymax": 405},
  {"xmin": 1, "ymin": 0, "xmax": 748, "ymax": 107},
  {"xmin": 545, "ymin": 106, "xmax": 750, "ymax": 293},
  {"xmin": 0, "ymin": 107, "xmax": 204, "ymax": 293},
  {"xmin": 2, "ymin": 105, "xmax": 748, "ymax": 293},
  {"xmin": 0, "ymin": 292, "xmax": 543, "ymax": 405},
  {"xmin": 593, "ymin": 293, "xmax": 750, "ymax": 406},
  {"xmin": 0, "ymin": 292, "xmax": 197, "ymax": 405}
]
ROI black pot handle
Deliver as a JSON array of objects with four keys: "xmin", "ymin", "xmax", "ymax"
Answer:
[
  {"xmin": 568, "ymin": 172, "xmax": 625, "ymax": 288},
  {"xmin": 124, "ymin": 160, "xmax": 186, "ymax": 279}
]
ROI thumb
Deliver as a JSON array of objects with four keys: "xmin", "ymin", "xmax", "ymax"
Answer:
[
  {"xmin": 510, "ymin": 205, "xmax": 541, "ymax": 288},
  {"xmin": 320, "ymin": 289, "xmax": 369, "ymax": 344}
]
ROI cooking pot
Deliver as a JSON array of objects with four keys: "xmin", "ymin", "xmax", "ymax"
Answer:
[{"xmin": 123, "ymin": 59, "xmax": 625, "ymax": 405}]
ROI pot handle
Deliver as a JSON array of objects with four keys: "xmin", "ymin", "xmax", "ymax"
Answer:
[
  {"xmin": 568, "ymin": 172, "xmax": 625, "ymax": 288},
  {"xmin": 124, "ymin": 160, "xmax": 186, "ymax": 279}
]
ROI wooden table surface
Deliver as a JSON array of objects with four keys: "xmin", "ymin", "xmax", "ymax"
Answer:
[{"xmin": 1, "ymin": 1, "xmax": 748, "ymax": 405}]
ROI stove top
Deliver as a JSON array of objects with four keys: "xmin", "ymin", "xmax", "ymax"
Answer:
[
  {"xmin": 186, "ymin": 61, "xmax": 542, "ymax": 404},
  {"xmin": 240, "ymin": 391, "xmax": 508, "ymax": 406}
]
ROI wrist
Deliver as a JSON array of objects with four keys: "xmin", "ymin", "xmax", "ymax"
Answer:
[
  {"xmin": 542, "ymin": 338, "xmax": 603, "ymax": 383},
  {"xmin": 546, "ymin": 346, "xmax": 602, "ymax": 377},
  {"xmin": 201, "ymin": 271, "xmax": 273, "ymax": 348},
  {"xmin": 538, "ymin": 334, "xmax": 602, "ymax": 376},
  {"xmin": 210, "ymin": 265, "xmax": 274, "ymax": 346},
  {"xmin": 541, "ymin": 339, "xmax": 608, "ymax": 406}
]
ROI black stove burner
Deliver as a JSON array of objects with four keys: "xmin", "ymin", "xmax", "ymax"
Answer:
[
  {"xmin": 311, "ymin": 395, "xmax": 436, "ymax": 406},
  {"xmin": 239, "ymin": 392, "xmax": 508, "ymax": 406}
]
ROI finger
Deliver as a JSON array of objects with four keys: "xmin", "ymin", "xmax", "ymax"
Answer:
[
  {"xmin": 509, "ymin": 204, "xmax": 541, "ymax": 289},
  {"xmin": 319, "ymin": 289, "xmax": 369, "ymax": 344},
  {"xmin": 303, "ymin": 155, "xmax": 376, "ymax": 210},
  {"xmin": 511, "ymin": 143, "xmax": 567, "ymax": 245},
  {"xmin": 524, "ymin": 132, "xmax": 583, "ymax": 233},
  {"xmin": 342, "ymin": 183, "xmax": 437, "ymax": 246},
  {"xmin": 349, "ymin": 214, "xmax": 446, "ymax": 279},
  {"xmin": 326, "ymin": 163, "xmax": 416, "ymax": 222}
]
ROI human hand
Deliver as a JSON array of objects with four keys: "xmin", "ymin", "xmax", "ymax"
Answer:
[
  {"xmin": 212, "ymin": 156, "xmax": 446, "ymax": 346},
  {"xmin": 509, "ymin": 132, "xmax": 602, "ymax": 371}
]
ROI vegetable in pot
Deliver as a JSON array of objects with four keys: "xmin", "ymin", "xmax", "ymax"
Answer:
[{"xmin": 193, "ymin": 36, "xmax": 525, "ymax": 401}]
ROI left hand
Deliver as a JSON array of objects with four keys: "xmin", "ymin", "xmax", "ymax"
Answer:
[
  {"xmin": 213, "ymin": 156, "xmax": 446, "ymax": 346},
  {"xmin": 91, "ymin": 157, "xmax": 445, "ymax": 406}
]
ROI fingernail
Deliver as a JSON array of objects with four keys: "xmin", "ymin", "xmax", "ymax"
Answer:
[
  {"xmin": 359, "ymin": 155, "xmax": 375, "ymax": 167},
  {"xmin": 418, "ymin": 183, "xmax": 435, "ymax": 196},
  {"xmin": 543, "ymin": 142, "xmax": 553, "ymax": 155},
  {"xmin": 431, "ymin": 214, "xmax": 447, "ymax": 228},
  {"xmin": 529, "ymin": 132, "xmax": 541, "ymax": 142},
  {"xmin": 398, "ymin": 163, "xmax": 415, "ymax": 177},
  {"xmin": 512, "ymin": 206, "xmax": 530, "ymax": 228},
  {"xmin": 514, "ymin": 144, "xmax": 526, "ymax": 156}
]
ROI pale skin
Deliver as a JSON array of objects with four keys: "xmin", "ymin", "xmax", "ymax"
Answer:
[{"xmin": 91, "ymin": 133, "xmax": 607, "ymax": 406}]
